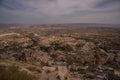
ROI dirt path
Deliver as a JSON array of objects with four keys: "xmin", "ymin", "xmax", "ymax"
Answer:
[{"xmin": 0, "ymin": 33, "xmax": 20, "ymax": 37}]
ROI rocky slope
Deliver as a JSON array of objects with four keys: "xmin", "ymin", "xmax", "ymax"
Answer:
[{"xmin": 0, "ymin": 26, "xmax": 120, "ymax": 80}]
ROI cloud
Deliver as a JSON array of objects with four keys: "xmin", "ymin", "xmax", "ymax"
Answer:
[
  {"xmin": 0, "ymin": 0, "xmax": 105, "ymax": 16},
  {"xmin": 37, "ymin": 0, "xmax": 101, "ymax": 16},
  {"xmin": 65, "ymin": 11, "xmax": 120, "ymax": 24},
  {"xmin": 0, "ymin": 0, "xmax": 120, "ymax": 24}
]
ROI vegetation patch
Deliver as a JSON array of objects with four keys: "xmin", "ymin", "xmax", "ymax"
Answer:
[{"xmin": 0, "ymin": 64, "xmax": 36, "ymax": 80}]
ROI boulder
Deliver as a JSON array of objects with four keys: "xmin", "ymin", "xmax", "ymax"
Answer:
[
  {"xmin": 115, "ymin": 70, "xmax": 120, "ymax": 77},
  {"xmin": 81, "ymin": 42, "xmax": 96, "ymax": 53},
  {"xmin": 42, "ymin": 66, "xmax": 56, "ymax": 72},
  {"xmin": 57, "ymin": 66, "xmax": 69, "ymax": 80}
]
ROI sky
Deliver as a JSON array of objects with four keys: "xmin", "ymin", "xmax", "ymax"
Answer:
[{"xmin": 0, "ymin": 0, "xmax": 120, "ymax": 24}]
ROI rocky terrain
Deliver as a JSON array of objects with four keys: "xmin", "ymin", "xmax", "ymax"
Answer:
[{"xmin": 0, "ymin": 24, "xmax": 120, "ymax": 80}]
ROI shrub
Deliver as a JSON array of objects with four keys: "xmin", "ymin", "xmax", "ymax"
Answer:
[
  {"xmin": 50, "ymin": 41, "xmax": 73, "ymax": 52},
  {"xmin": 0, "ymin": 64, "xmax": 36, "ymax": 80}
]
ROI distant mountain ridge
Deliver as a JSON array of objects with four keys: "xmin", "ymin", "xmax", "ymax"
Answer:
[{"xmin": 0, "ymin": 23, "xmax": 120, "ymax": 29}]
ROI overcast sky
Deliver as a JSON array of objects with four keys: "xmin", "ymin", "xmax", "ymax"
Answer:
[{"xmin": 0, "ymin": 0, "xmax": 120, "ymax": 24}]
